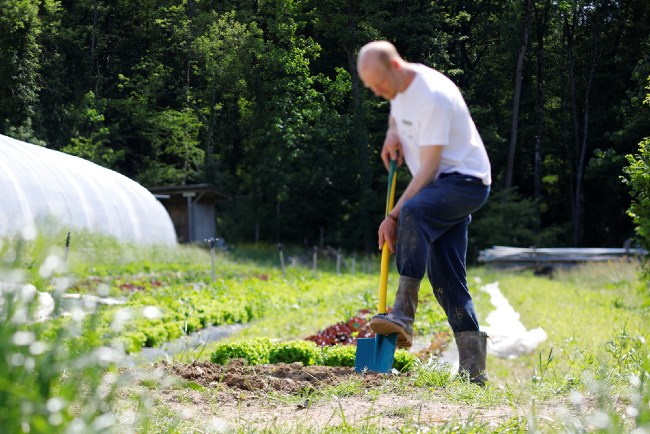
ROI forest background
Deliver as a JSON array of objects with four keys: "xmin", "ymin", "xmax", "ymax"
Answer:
[{"xmin": 2, "ymin": 0, "xmax": 650, "ymax": 257}]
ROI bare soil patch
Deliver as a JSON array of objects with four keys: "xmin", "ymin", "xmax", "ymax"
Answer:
[
  {"xmin": 147, "ymin": 359, "xmax": 578, "ymax": 432},
  {"xmin": 160, "ymin": 330, "xmax": 452, "ymax": 395},
  {"xmin": 161, "ymin": 358, "xmax": 385, "ymax": 394},
  {"xmin": 144, "ymin": 332, "xmax": 582, "ymax": 431}
]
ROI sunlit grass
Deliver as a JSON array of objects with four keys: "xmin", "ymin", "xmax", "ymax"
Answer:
[
  {"xmin": 3, "ymin": 232, "xmax": 650, "ymax": 433},
  {"xmin": 485, "ymin": 262, "xmax": 647, "ymax": 380}
]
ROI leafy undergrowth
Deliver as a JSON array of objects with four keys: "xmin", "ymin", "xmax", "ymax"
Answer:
[
  {"xmin": 40, "ymin": 268, "xmax": 396, "ymax": 354},
  {"xmin": 38, "ymin": 244, "xmax": 450, "ymax": 355},
  {"xmin": 3, "ymin": 232, "xmax": 650, "ymax": 433}
]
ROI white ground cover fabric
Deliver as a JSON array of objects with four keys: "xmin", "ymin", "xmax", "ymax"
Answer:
[
  {"xmin": 479, "ymin": 281, "xmax": 548, "ymax": 358},
  {"xmin": 0, "ymin": 134, "xmax": 176, "ymax": 244},
  {"xmin": 439, "ymin": 281, "xmax": 547, "ymax": 369}
]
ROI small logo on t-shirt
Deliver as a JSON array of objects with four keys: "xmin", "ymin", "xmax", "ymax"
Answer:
[{"xmin": 401, "ymin": 119, "xmax": 413, "ymax": 126}]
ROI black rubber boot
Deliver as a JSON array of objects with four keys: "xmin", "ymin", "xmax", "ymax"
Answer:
[
  {"xmin": 369, "ymin": 276, "xmax": 420, "ymax": 348},
  {"xmin": 454, "ymin": 330, "xmax": 489, "ymax": 386}
]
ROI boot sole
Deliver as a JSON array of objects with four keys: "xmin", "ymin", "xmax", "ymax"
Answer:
[{"xmin": 369, "ymin": 317, "xmax": 413, "ymax": 349}]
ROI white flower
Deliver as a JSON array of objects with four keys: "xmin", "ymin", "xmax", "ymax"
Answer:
[
  {"xmin": 588, "ymin": 411, "xmax": 610, "ymax": 429},
  {"xmin": 19, "ymin": 284, "xmax": 37, "ymax": 303},
  {"xmin": 92, "ymin": 413, "xmax": 116, "ymax": 431},
  {"xmin": 626, "ymin": 406, "xmax": 639, "ymax": 418},
  {"xmin": 111, "ymin": 308, "xmax": 134, "ymax": 331},
  {"xmin": 95, "ymin": 347, "xmax": 124, "ymax": 366},
  {"xmin": 39, "ymin": 254, "xmax": 62, "ymax": 278},
  {"xmin": 30, "ymin": 341, "xmax": 49, "ymax": 355},
  {"xmin": 46, "ymin": 397, "xmax": 66, "ymax": 413},
  {"xmin": 12, "ymin": 331, "xmax": 36, "ymax": 346}
]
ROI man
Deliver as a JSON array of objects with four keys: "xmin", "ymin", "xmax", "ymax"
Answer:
[{"xmin": 357, "ymin": 41, "xmax": 492, "ymax": 385}]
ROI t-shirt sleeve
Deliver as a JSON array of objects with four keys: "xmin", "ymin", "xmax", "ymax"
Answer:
[{"xmin": 418, "ymin": 93, "xmax": 452, "ymax": 146}]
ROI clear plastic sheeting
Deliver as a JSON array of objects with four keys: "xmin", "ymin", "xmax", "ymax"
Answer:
[{"xmin": 0, "ymin": 135, "xmax": 177, "ymax": 244}]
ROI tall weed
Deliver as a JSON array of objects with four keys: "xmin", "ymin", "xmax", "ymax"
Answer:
[{"xmin": 0, "ymin": 233, "xmax": 151, "ymax": 433}]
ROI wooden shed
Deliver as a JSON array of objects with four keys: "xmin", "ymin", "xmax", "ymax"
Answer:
[{"xmin": 148, "ymin": 184, "xmax": 228, "ymax": 244}]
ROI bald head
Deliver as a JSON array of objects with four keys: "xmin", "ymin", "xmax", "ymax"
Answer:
[
  {"xmin": 357, "ymin": 41, "xmax": 413, "ymax": 101},
  {"xmin": 357, "ymin": 41, "xmax": 401, "ymax": 72}
]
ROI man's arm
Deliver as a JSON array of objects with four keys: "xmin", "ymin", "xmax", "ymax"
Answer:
[
  {"xmin": 378, "ymin": 145, "xmax": 443, "ymax": 252},
  {"xmin": 381, "ymin": 116, "xmax": 404, "ymax": 169},
  {"xmin": 391, "ymin": 145, "xmax": 442, "ymax": 217}
]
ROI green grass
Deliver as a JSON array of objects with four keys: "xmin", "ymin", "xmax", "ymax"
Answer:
[
  {"xmin": 474, "ymin": 263, "xmax": 648, "ymax": 391},
  {"xmin": 2, "ymin": 232, "xmax": 650, "ymax": 433}
]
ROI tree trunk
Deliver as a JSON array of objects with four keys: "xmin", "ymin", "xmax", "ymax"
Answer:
[
  {"xmin": 565, "ymin": 12, "xmax": 582, "ymax": 245},
  {"xmin": 184, "ymin": 0, "xmax": 194, "ymax": 101},
  {"xmin": 346, "ymin": 44, "xmax": 372, "ymax": 252},
  {"xmin": 343, "ymin": 0, "xmax": 372, "ymax": 252},
  {"xmin": 204, "ymin": 92, "xmax": 218, "ymax": 164},
  {"xmin": 533, "ymin": 0, "xmax": 551, "ymax": 221},
  {"xmin": 505, "ymin": 0, "xmax": 533, "ymax": 189},
  {"xmin": 574, "ymin": 37, "xmax": 600, "ymax": 246},
  {"xmin": 90, "ymin": 0, "xmax": 98, "ymax": 92},
  {"xmin": 275, "ymin": 197, "xmax": 281, "ymax": 243}
]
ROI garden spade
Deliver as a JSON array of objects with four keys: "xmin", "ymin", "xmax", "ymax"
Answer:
[{"xmin": 355, "ymin": 159, "xmax": 398, "ymax": 373}]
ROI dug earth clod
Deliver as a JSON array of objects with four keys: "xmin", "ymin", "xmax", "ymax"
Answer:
[{"xmin": 160, "ymin": 359, "xmax": 386, "ymax": 394}]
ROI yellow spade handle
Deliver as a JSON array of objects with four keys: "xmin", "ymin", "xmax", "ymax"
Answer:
[{"xmin": 378, "ymin": 170, "xmax": 398, "ymax": 314}]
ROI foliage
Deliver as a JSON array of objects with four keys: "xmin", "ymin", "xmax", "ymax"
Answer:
[
  {"xmin": 622, "ymin": 76, "xmax": 650, "ymax": 275},
  {"xmin": 468, "ymin": 187, "xmax": 568, "ymax": 260},
  {"xmin": 269, "ymin": 340, "xmax": 320, "ymax": 366},
  {"xmin": 0, "ymin": 288, "xmax": 115, "ymax": 433},
  {"xmin": 0, "ymin": 0, "xmax": 43, "ymax": 130},
  {"xmin": 392, "ymin": 349, "xmax": 418, "ymax": 372},
  {"xmin": 58, "ymin": 278, "xmax": 267, "ymax": 354},
  {"xmin": 210, "ymin": 338, "xmax": 417, "ymax": 371},
  {"xmin": 624, "ymin": 136, "xmax": 650, "ymax": 259},
  {"xmin": 3, "ymin": 231, "xmax": 650, "ymax": 432},
  {"xmin": 411, "ymin": 359, "xmax": 454, "ymax": 388},
  {"xmin": 1, "ymin": 0, "xmax": 648, "ymax": 251},
  {"xmin": 61, "ymin": 91, "xmax": 120, "ymax": 168},
  {"xmin": 28, "ymin": 234, "xmax": 384, "ymax": 356},
  {"xmin": 320, "ymin": 344, "xmax": 356, "ymax": 367},
  {"xmin": 0, "ymin": 235, "xmax": 152, "ymax": 433},
  {"xmin": 210, "ymin": 337, "xmax": 272, "ymax": 366}
]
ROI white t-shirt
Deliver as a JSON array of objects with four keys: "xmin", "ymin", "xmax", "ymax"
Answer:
[{"xmin": 390, "ymin": 64, "xmax": 492, "ymax": 186}]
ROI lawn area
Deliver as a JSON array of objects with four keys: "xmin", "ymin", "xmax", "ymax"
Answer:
[{"xmin": 1, "ymin": 234, "xmax": 649, "ymax": 433}]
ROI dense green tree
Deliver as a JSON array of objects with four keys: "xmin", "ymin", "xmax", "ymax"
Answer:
[
  {"xmin": 0, "ymin": 0, "xmax": 648, "ymax": 253},
  {"xmin": 307, "ymin": 0, "xmax": 379, "ymax": 251},
  {"xmin": 623, "ymin": 76, "xmax": 650, "ymax": 261},
  {"xmin": 0, "ymin": 0, "xmax": 44, "ymax": 139},
  {"xmin": 61, "ymin": 91, "xmax": 118, "ymax": 167},
  {"xmin": 624, "ymin": 136, "xmax": 650, "ymax": 256}
]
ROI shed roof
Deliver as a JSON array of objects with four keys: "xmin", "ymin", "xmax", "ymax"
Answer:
[{"xmin": 149, "ymin": 184, "xmax": 229, "ymax": 202}]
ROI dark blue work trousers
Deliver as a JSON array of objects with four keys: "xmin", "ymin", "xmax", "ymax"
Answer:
[{"xmin": 395, "ymin": 172, "xmax": 490, "ymax": 333}]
